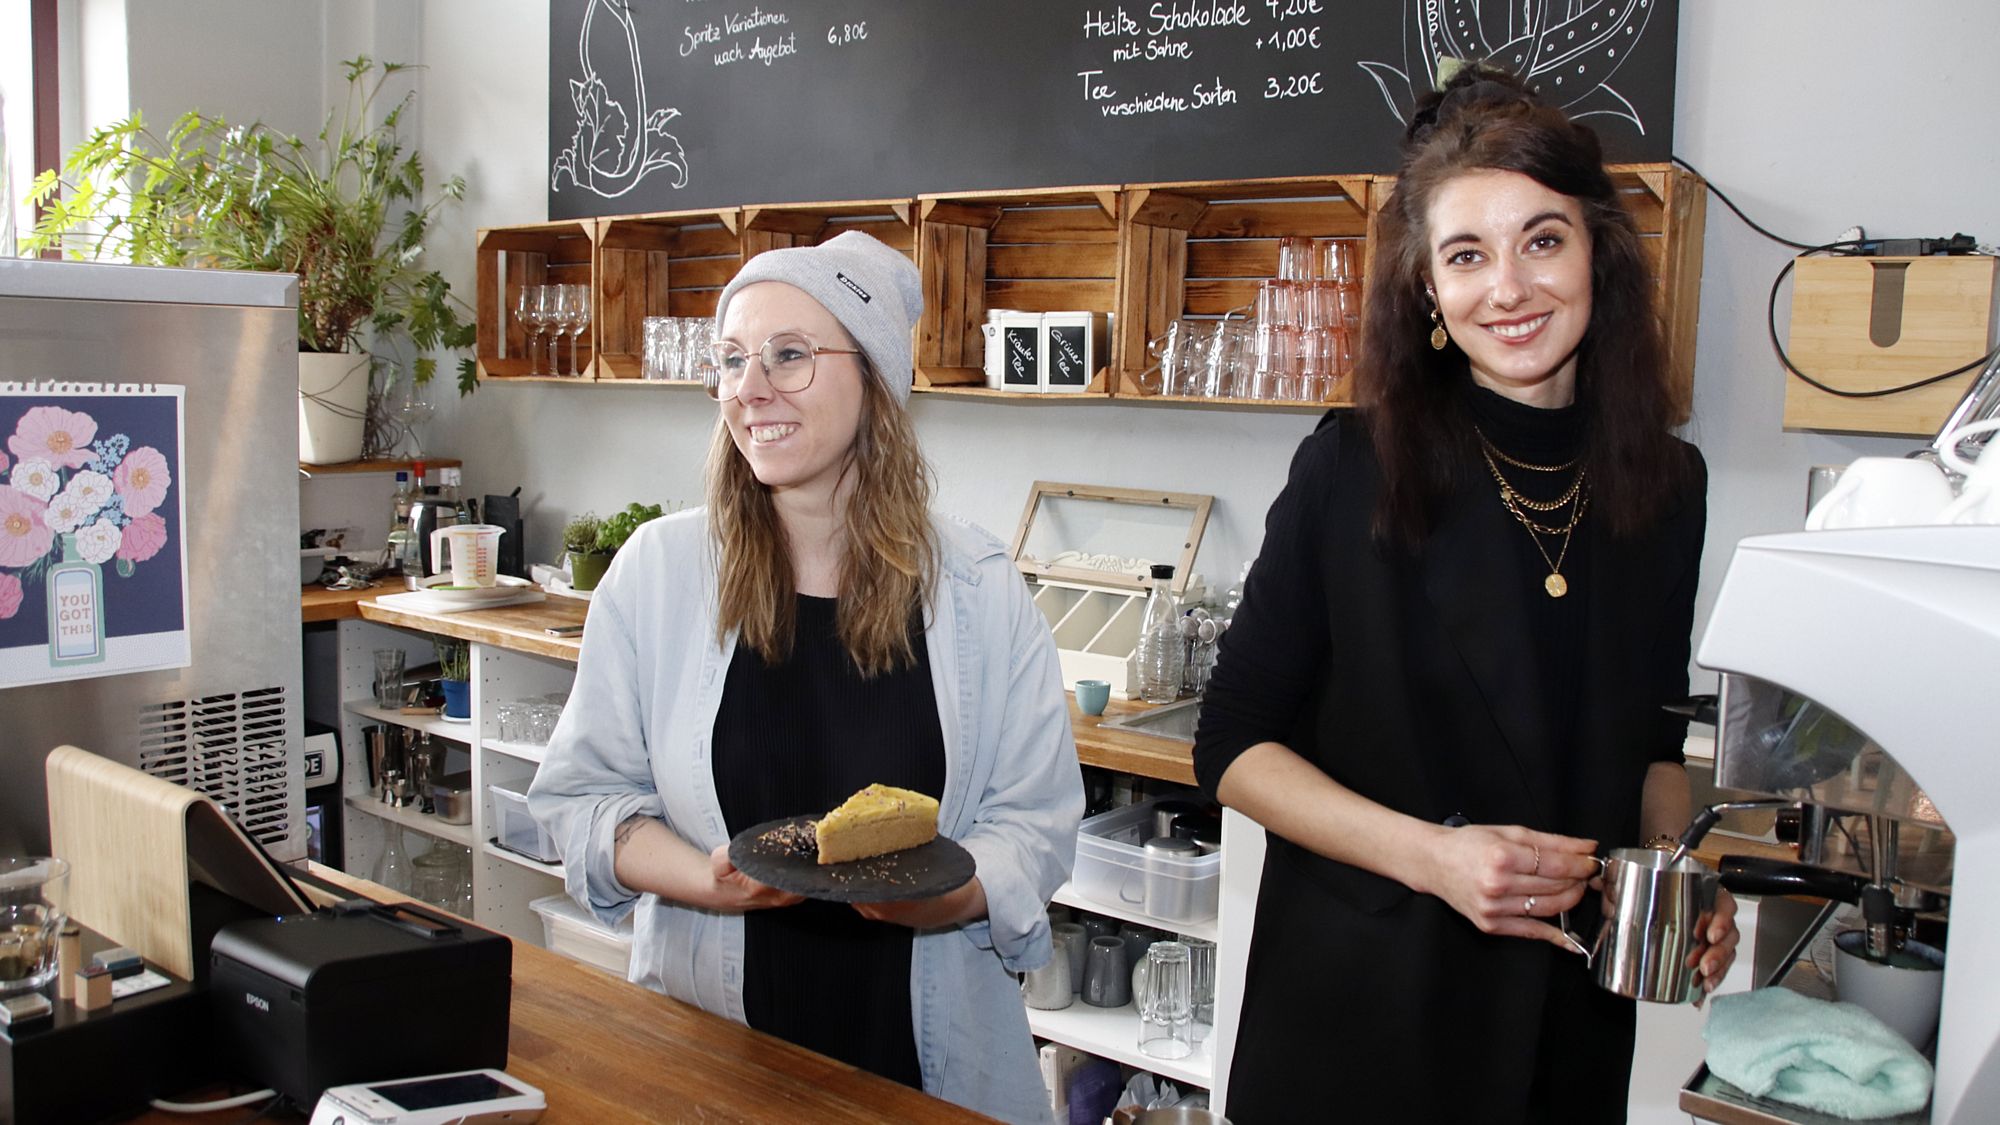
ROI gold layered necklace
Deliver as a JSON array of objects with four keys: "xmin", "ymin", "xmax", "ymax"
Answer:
[{"xmin": 1475, "ymin": 426, "xmax": 1588, "ymax": 598}]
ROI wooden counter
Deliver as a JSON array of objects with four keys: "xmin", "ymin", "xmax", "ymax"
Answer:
[
  {"xmin": 343, "ymin": 593, "xmax": 1201, "ymax": 785},
  {"xmin": 357, "ymin": 593, "xmax": 587, "ymax": 662},
  {"xmin": 300, "ymin": 584, "xmax": 380, "ymax": 623},
  {"xmin": 125, "ymin": 865, "xmax": 992, "ymax": 1125},
  {"xmin": 1070, "ymin": 696, "xmax": 1196, "ymax": 786}
]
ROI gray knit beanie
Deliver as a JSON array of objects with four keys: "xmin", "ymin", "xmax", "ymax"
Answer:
[{"xmin": 714, "ymin": 230, "xmax": 923, "ymax": 404}]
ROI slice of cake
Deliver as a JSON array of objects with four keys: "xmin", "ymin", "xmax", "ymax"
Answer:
[{"xmin": 814, "ymin": 783, "xmax": 939, "ymax": 865}]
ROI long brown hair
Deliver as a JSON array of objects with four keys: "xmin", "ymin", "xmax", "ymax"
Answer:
[
  {"xmin": 1359, "ymin": 67, "xmax": 1689, "ymax": 545},
  {"xmin": 706, "ymin": 358, "xmax": 939, "ymax": 677}
]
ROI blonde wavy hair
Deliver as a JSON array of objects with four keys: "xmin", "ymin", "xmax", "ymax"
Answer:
[{"xmin": 705, "ymin": 359, "xmax": 938, "ymax": 677}]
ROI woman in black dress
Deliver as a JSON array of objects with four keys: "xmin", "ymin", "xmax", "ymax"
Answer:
[{"xmin": 1193, "ymin": 69, "xmax": 1738, "ymax": 1123}]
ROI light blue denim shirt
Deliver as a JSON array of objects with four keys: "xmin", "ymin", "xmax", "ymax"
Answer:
[{"xmin": 528, "ymin": 509, "xmax": 1081, "ymax": 1124}]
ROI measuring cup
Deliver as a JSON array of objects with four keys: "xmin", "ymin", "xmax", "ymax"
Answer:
[{"xmin": 429, "ymin": 523, "xmax": 505, "ymax": 588}]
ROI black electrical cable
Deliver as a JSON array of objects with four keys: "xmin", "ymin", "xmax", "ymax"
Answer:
[
  {"xmin": 1673, "ymin": 154, "xmax": 1998, "ymax": 398},
  {"xmin": 1671, "ymin": 156, "xmax": 1820, "ymax": 251}
]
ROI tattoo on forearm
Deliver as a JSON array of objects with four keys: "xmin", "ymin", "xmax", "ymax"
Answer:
[{"xmin": 614, "ymin": 815, "xmax": 652, "ymax": 848}]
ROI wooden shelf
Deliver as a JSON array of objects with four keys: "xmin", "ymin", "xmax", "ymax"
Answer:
[
  {"xmin": 358, "ymin": 595, "xmax": 586, "ymax": 663},
  {"xmin": 300, "ymin": 457, "xmax": 461, "ymax": 476},
  {"xmin": 581, "ymin": 378, "xmax": 708, "ymax": 390},
  {"xmin": 913, "ymin": 386, "xmax": 1114, "ymax": 401},
  {"xmin": 344, "ymin": 794, "xmax": 475, "ymax": 848},
  {"xmin": 1026, "ymin": 999, "xmax": 1215, "ymax": 1090},
  {"xmin": 1118, "ymin": 393, "xmax": 1344, "ymax": 412}
]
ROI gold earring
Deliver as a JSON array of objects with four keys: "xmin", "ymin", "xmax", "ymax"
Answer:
[{"xmin": 1429, "ymin": 307, "xmax": 1449, "ymax": 351}]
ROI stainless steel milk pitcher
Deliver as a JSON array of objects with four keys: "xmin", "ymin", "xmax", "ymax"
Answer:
[{"xmin": 1582, "ymin": 847, "xmax": 1719, "ymax": 1004}]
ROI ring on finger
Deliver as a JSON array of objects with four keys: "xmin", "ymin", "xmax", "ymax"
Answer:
[
  {"xmin": 1523, "ymin": 895, "xmax": 1537, "ymax": 916},
  {"xmin": 1531, "ymin": 845, "xmax": 1542, "ymax": 877}
]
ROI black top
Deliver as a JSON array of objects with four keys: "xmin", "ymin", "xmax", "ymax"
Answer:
[
  {"xmin": 1192, "ymin": 405, "xmax": 1706, "ymax": 1124},
  {"xmin": 1464, "ymin": 384, "xmax": 1590, "ymax": 824},
  {"xmin": 711, "ymin": 595, "xmax": 946, "ymax": 1090}
]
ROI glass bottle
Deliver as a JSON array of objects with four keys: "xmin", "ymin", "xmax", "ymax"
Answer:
[
  {"xmin": 385, "ymin": 471, "xmax": 414, "ymax": 574},
  {"xmin": 372, "ymin": 825, "xmax": 410, "ymax": 894},
  {"xmin": 1135, "ymin": 563, "xmax": 1185, "ymax": 705},
  {"xmin": 46, "ymin": 533, "xmax": 106, "ymax": 666}
]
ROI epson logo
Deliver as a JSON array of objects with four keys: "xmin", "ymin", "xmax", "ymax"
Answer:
[
  {"xmin": 244, "ymin": 991, "xmax": 271, "ymax": 1013},
  {"xmin": 834, "ymin": 271, "xmax": 871, "ymax": 303}
]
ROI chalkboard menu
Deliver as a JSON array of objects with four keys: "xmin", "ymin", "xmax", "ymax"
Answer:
[{"xmin": 548, "ymin": 0, "xmax": 1678, "ymax": 219}]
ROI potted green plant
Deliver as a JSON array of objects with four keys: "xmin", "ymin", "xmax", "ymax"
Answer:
[
  {"xmin": 434, "ymin": 637, "xmax": 471, "ymax": 720},
  {"xmin": 562, "ymin": 511, "xmax": 611, "ymax": 592},
  {"xmin": 24, "ymin": 57, "xmax": 478, "ymax": 465},
  {"xmin": 596, "ymin": 502, "xmax": 665, "ymax": 555}
]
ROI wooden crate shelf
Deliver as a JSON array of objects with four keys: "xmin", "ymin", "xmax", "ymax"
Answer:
[
  {"xmin": 474, "ymin": 220, "xmax": 597, "ymax": 382},
  {"xmin": 1117, "ymin": 175, "xmax": 1372, "ymax": 407},
  {"xmin": 594, "ymin": 207, "xmax": 744, "ymax": 381},
  {"xmin": 591, "ymin": 199, "xmax": 915, "ymax": 383},
  {"xmin": 914, "ymin": 186, "xmax": 1123, "ymax": 391},
  {"xmin": 740, "ymin": 198, "xmax": 916, "ymax": 261}
]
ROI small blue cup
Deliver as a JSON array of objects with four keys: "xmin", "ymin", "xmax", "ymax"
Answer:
[{"xmin": 1075, "ymin": 679, "xmax": 1111, "ymax": 716}]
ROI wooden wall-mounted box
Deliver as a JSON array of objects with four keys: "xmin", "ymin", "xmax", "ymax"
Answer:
[
  {"xmin": 474, "ymin": 220, "xmax": 597, "ymax": 383},
  {"xmin": 1008, "ymin": 481, "xmax": 1212, "ymax": 699},
  {"xmin": 1368, "ymin": 162, "xmax": 1705, "ymax": 423},
  {"xmin": 1782, "ymin": 255, "xmax": 1998, "ymax": 436},
  {"xmin": 594, "ymin": 207, "xmax": 744, "ymax": 382},
  {"xmin": 1118, "ymin": 175, "xmax": 1373, "ymax": 405},
  {"xmin": 914, "ymin": 186, "xmax": 1124, "ymax": 396},
  {"xmin": 592, "ymin": 200, "xmax": 914, "ymax": 383}
]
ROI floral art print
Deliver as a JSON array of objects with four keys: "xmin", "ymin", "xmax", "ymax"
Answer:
[{"xmin": 0, "ymin": 388, "xmax": 190, "ymax": 687}]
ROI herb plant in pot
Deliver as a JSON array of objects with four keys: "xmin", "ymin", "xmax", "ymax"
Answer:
[
  {"xmin": 561, "ymin": 511, "xmax": 611, "ymax": 592},
  {"xmin": 434, "ymin": 637, "xmax": 471, "ymax": 721},
  {"xmin": 25, "ymin": 58, "xmax": 478, "ymax": 465}
]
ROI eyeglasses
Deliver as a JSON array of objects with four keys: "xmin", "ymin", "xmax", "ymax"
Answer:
[{"xmin": 704, "ymin": 331, "xmax": 861, "ymax": 400}]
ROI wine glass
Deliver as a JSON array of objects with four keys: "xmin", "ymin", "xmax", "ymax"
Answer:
[
  {"xmin": 560, "ymin": 284, "xmax": 592, "ymax": 377},
  {"xmin": 514, "ymin": 285, "xmax": 542, "ymax": 375},
  {"xmin": 533, "ymin": 285, "xmax": 563, "ymax": 376},
  {"xmin": 391, "ymin": 371, "xmax": 435, "ymax": 456}
]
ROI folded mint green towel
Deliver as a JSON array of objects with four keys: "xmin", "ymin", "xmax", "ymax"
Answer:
[{"xmin": 1705, "ymin": 987, "xmax": 1933, "ymax": 1119}]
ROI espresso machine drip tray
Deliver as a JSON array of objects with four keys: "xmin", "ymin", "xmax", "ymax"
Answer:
[{"xmin": 1681, "ymin": 1065, "xmax": 1930, "ymax": 1125}]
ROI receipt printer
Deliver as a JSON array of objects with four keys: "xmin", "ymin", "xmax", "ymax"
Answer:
[{"xmin": 210, "ymin": 900, "xmax": 511, "ymax": 1108}]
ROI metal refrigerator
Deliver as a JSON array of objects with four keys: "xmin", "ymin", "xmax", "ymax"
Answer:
[{"xmin": 0, "ymin": 259, "xmax": 305, "ymax": 861}]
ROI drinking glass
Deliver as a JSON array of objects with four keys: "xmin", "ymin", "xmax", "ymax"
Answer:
[
  {"xmin": 1319, "ymin": 237, "xmax": 1359, "ymax": 284},
  {"xmin": 373, "ymin": 649, "xmax": 407, "ymax": 709},
  {"xmin": 1277, "ymin": 236, "xmax": 1316, "ymax": 283},
  {"xmin": 1181, "ymin": 935, "xmax": 1217, "ymax": 1034},
  {"xmin": 514, "ymin": 285, "xmax": 541, "ymax": 375},
  {"xmin": 0, "ymin": 857, "xmax": 70, "ymax": 995},
  {"xmin": 560, "ymin": 284, "xmax": 592, "ymax": 377},
  {"xmin": 530, "ymin": 286, "xmax": 561, "ymax": 375},
  {"xmin": 1138, "ymin": 940, "xmax": 1194, "ymax": 1059},
  {"xmin": 643, "ymin": 317, "xmax": 678, "ymax": 380},
  {"xmin": 1202, "ymin": 321, "xmax": 1253, "ymax": 399},
  {"xmin": 681, "ymin": 318, "xmax": 717, "ymax": 385}
]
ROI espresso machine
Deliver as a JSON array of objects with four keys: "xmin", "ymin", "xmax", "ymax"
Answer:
[{"xmin": 1686, "ymin": 525, "xmax": 1998, "ymax": 1123}]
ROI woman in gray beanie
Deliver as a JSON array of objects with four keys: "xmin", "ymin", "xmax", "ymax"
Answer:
[{"xmin": 531, "ymin": 231, "xmax": 1083, "ymax": 1123}]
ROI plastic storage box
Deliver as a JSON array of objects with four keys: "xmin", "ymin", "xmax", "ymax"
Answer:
[
  {"xmin": 489, "ymin": 784, "xmax": 560, "ymax": 863},
  {"xmin": 530, "ymin": 894, "xmax": 633, "ymax": 977},
  {"xmin": 1070, "ymin": 797, "xmax": 1220, "ymax": 925}
]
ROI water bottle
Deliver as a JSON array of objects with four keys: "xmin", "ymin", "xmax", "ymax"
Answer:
[{"xmin": 1135, "ymin": 563, "xmax": 1185, "ymax": 704}]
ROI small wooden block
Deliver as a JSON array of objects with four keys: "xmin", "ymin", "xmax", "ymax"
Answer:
[
  {"xmin": 76, "ymin": 965, "xmax": 113, "ymax": 1011},
  {"xmin": 56, "ymin": 925, "xmax": 80, "ymax": 1001}
]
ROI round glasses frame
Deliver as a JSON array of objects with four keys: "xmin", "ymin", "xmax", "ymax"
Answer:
[{"xmin": 704, "ymin": 331, "xmax": 862, "ymax": 401}]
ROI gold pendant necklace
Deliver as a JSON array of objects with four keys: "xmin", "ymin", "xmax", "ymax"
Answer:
[{"xmin": 1476, "ymin": 438, "xmax": 1587, "ymax": 598}]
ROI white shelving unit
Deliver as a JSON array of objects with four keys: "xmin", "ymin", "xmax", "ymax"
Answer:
[
  {"xmin": 330, "ymin": 618, "xmax": 573, "ymax": 944},
  {"xmin": 1028, "ymin": 998, "xmax": 1217, "ymax": 1090}
]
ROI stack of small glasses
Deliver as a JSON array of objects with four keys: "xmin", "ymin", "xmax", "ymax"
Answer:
[{"xmin": 641, "ymin": 316, "xmax": 720, "ymax": 383}]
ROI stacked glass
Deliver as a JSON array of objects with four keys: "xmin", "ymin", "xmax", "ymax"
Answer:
[
  {"xmin": 641, "ymin": 316, "xmax": 719, "ymax": 382},
  {"xmin": 513, "ymin": 283, "xmax": 593, "ymax": 376}
]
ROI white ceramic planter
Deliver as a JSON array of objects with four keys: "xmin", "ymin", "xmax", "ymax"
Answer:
[{"xmin": 298, "ymin": 350, "xmax": 370, "ymax": 464}]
